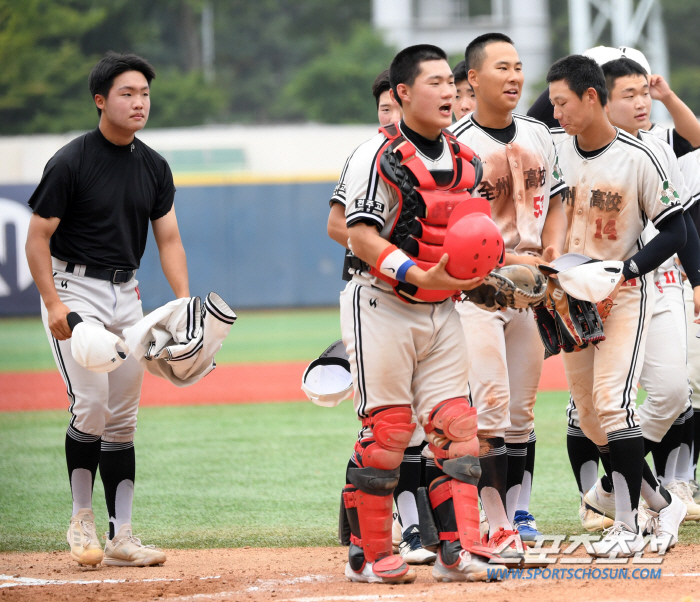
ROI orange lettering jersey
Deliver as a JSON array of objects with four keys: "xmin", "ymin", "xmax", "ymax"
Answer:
[
  {"xmin": 451, "ymin": 113, "xmax": 566, "ymax": 256},
  {"xmin": 555, "ymin": 128, "xmax": 682, "ymax": 261}
]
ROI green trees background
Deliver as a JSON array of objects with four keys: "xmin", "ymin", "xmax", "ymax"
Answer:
[{"xmin": 0, "ymin": 0, "xmax": 698, "ymax": 134}]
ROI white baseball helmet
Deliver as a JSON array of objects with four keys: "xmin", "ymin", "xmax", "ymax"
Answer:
[
  {"xmin": 618, "ymin": 47, "xmax": 652, "ymax": 75},
  {"xmin": 301, "ymin": 340, "xmax": 353, "ymax": 408},
  {"xmin": 68, "ymin": 313, "xmax": 130, "ymax": 373},
  {"xmin": 583, "ymin": 46, "xmax": 623, "ymax": 66},
  {"xmin": 539, "ymin": 254, "xmax": 624, "ymax": 303}
]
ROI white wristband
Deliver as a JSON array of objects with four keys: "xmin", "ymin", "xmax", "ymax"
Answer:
[{"xmin": 378, "ymin": 246, "xmax": 416, "ymax": 283}]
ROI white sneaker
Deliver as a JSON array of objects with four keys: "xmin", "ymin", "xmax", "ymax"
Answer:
[
  {"xmin": 579, "ymin": 503, "xmax": 614, "ymax": 532},
  {"xmin": 398, "ymin": 524, "xmax": 436, "ymax": 565},
  {"xmin": 665, "ymin": 481, "xmax": 700, "ymax": 521},
  {"xmin": 391, "ymin": 515, "xmax": 402, "ymax": 553},
  {"xmin": 583, "ymin": 480, "xmax": 616, "ymax": 519},
  {"xmin": 432, "ymin": 549, "xmax": 496, "ymax": 582},
  {"xmin": 345, "ymin": 556, "xmax": 416, "ymax": 584},
  {"xmin": 638, "ymin": 501, "xmax": 655, "ymax": 535},
  {"xmin": 590, "ymin": 521, "xmax": 645, "ymax": 558},
  {"xmin": 67, "ymin": 508, "xmax": 104, "ymax": 566},
  {"xmin": 653, "ymin": 493, "xmax": 687, "ymax": 549},
  {"xmin": 103, "ymin": 524, "xmax": 166, "ymax": 566}
]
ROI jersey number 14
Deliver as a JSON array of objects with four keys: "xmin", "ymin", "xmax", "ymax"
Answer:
[{"xmin": 594, "ymin": 218, "xmax": 617, "ymax": 240}]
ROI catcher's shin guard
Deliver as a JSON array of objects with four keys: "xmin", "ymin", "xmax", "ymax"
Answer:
[
  {"xmin": 354, "ymin": 406, "xmax": 416, "ymax": 470},
  {"xmin": 424, "ymin": 398, "xmax": 479, "ymax": 469}
]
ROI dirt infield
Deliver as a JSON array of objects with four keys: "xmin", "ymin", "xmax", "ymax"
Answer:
[
  {"xmin": 1, "ymin": 545, "xmax": 698, "ymax": 602},
  {"xmin": 0, "ymin": 354, "xmax": 568, "ymax": 412}
]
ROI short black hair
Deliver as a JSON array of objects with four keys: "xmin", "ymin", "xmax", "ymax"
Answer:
[
  {"xmin": 547, "ymin": 54, "xmax": 608, "ymax": 106},
  {"xmin": 601, "ymin": 57, "xmax": 648, "ymax": 96},
  {"xmin": 372, "ymin": 69, "xmax": 392, "ymax": 107},
  {"xmin": 453, "ymin": 60, "xmax": 468, "ymax": 84},
  {"xmin": 389, "ymin": 44, "xmax": 448, "ymax": 106},
  {"xmin": 465, "ymin": 32, "xmax": 514, "ymax": 71},
  {"xmin": 88, "ymin": 52, "xmax": 156, "ymax": 117}
]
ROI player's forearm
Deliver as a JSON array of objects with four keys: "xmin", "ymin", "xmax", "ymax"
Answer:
[
  {"xmin": 663, "ymin": 93, "xmax": 700, "ymax": 148},
  {"xmin": 158, "ymin": 240, "xmax": 190, "ymax": 298},
  {"xmin": 622, "ymin": 211, "xmax": 686, "ymax": 281},
  {"xmin": 678, "ymin": 211, "xmax": 700, "ymax": 288},
  {"xmin": 328, "ymin": 203, "xmax": 350, "ymax": 249},
  {"xmin": 25, "ymin": 231, "xmax": 63, "ymax": 309},
  {"xmin": 347, "ymin": 222, "xmax": 392, "ymax": 267},
  {"xmin": 541, "ymin": 195, "xmax": 567, "ymax": 255}
]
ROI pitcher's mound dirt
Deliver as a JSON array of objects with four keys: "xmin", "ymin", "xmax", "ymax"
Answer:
[{"xmin": 1, "ymin": 545, "xmax": 699, "ymax": 602}]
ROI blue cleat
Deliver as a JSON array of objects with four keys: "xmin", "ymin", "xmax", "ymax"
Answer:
[{"xmin": 513, "ymin": 510, "xmax": 542, "ymax": 546}]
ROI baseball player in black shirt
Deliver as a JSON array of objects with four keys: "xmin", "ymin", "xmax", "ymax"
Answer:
[{"xmin": 25, "ymin": 52, "xmax": 190, "ymax": 567}]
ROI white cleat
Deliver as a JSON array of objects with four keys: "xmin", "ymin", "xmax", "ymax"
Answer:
[
  {"xmin": 689, "ymin": 479, "xmax": 700, "ymax": 504},
  {"xmin": 590, "ymin": 521, "xmax": 645, "ymax": 558},
  {"xmin": 652, "ymin": 493, "xmax": 687, "ymax": 549},
  {"xmin": 479, "ymin": 509, "xmax": 489, "ymax": 540},
  {"xmin": 398, "ymin": 524, "xmax": 436, "ymax": 565},
  {"xmin": 579, "ymin": 502, "xmax": 614, "ymax": 532},
  {"xmin": 103, "ymin": 524, "xmax": 166, "ymax": 567},
  {"xmin": 665, "ymin": 481, "xmax": 700, "ymax": 522},
  {"xmin": 67, "ymin": 508, "xmax": 104, "ymax": 566},
  {"xmin": 583, "ymin": 480, "xmax": 616, "ymax": 520},
  {"xmin": 344, "ymin": 556, "xmax": 416, "ymax": 584},
  {"xmin": 432, "ymin": 549, "xmax": 496, "ymax": 582}
]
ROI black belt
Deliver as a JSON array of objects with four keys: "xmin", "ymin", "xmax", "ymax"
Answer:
[{"xmin": 65, "ymin": 263, "xmax": 135, "ymax": 283}]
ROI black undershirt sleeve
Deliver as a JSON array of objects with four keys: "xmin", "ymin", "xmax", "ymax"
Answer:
[
  {"xmin": 526, "ymin": 88, "xmax": 559, "ymax": 129},
  {"xmin": 679, "ymin": 211, "xmax": 700, "ymax": 288},
  {"xmin": 622, "ymin": 211, "xmax": 686, "ymax": 281},
  {"xmin": 672, "ymin": 129, "xmax": 696, "ymax": 159}
]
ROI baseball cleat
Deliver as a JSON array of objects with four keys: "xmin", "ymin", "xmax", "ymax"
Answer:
[
  {"xmin": 432, "ymin": 548, "xmax": 495, "ymax": 582},
  {"xmin": 398, "ymin": 524, "xmax": 437, "ymax": 565},
  {"xmin": 638, "ymin": 501, "xmax": 654, "ymax": 536},
  {"xmin": 479, "ymin": 509, "xmax": 489, "ymax": 540},
  {"xmin": 689, "ymin": 479, "xmax": 700, "ymax": 504},
  {"xmin": 103, "ymin": 524, "xmax": 166, "ymax": 566},
  {"xmin": 590, "ymin": 521, "xmax": 645, "ymax": 558},
  {"xmin": 391, "ymin": 514, "xmax": 402, "ymax": 553},
  {"xmin": 481, "ymin": 527, "xmax": 524, "ymax": 567},
  {"xmin": 344, "ymin": 555, "xmax": 416, "ymax": 584},
  {"xmin": 513, "ymin": 510, "xmax": 542, "ymax": 546},
  {"xmin": 67, "ymin": 508, "xmax": 104, "ymax": 566},
  {"xmin": 665, "ymin": 481, "xmax": 700, "ymax": 521},
  {"xmin": 583, "ymin": 479, "xmax": 616, "ymax": 520},
  {"xmin": 653, "ymin": 493, "xmax": 687, "ymax": 549},
  {"xmin": 579, "ymin": 502, "xmax": 614, "ymax": 532}
]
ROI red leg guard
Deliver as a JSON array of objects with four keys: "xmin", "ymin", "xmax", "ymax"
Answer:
[
  {"xmin": 343, "ymin": 485, "xmax": 396, "ymax": 565},
  {"xmin": 425, "ymin": 398, "xmax": 479, "ymax": 469},
  {"xmin": 355, "ymin": 405, "xmax": 415, "ymax": 470}
]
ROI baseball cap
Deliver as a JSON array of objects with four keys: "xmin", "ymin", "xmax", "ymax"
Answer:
[
  {"xmin": 538, "ymin": 254, "xmax": 623, "ymax": 303},
  {"xmin": 583, "ymin": 46, "xmax": 623, "ymax": 66},
  {"xmin": 618, "ymin": 47, "xmax": 652, "ymax": 75},
  {"xmin": 301, "ymin": 340, "xmax": 353, "ymax": 408},
  {"xmin": 68, "ymin": 312, "xmax": 130, "ymax": 373}
]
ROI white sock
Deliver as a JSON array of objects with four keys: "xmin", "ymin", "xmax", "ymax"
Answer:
[
  {"xmin": 396, "ymin": 491, "xmax": 419, "ymax": 533},
  {"xmin": 111, "ymin": 479, "xmax": 134, "ymax": 537},
  {"xmin": 675, "ymin": 444, "xmax": 691, "ymax": 483},
  {"xmin": 506, "ymin": 485, "xmax": 521, "ymax": 524},
  {"xmin": 481, "ymin": 487, "xmax": 511, "ymax": 536},
  {"xmin": 516, "ymin": 471, "xmax": 532, "ymax": 512},
  {"xmin": 71, "ymin": 469, "xmax": 93, "ymax": 516}
]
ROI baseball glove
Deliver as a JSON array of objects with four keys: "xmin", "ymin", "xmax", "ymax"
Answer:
[
  {"xmin": 596, "ymin": 296, "xmax": 614, "ymax": 323},
  {"xmin": 534, "ymin": 279, "xmax": 606, "ymax": 354},
  {"xmin": 461, "ymin": 264, "xmax": 547, "ymax": 312}
]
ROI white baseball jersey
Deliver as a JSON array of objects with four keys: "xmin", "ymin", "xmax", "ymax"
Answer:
[
  {"xmin": 342, "ymin": 128, "xmax": 455, "ymax": 294},
  {"xmin": 557, "ymin": 128, "xmax": 682, "ymax": 262},
  {"xmin": 450, "ymin": 113, "xmax": 567, "ymax": 256}
]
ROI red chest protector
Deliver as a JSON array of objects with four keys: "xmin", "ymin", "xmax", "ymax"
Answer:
[{"xmin": 369, "ymin": 123, "xmax": 483, "ymax": 303}]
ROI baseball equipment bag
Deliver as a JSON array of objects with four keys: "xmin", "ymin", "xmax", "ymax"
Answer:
[
  {"xmin": 534, "ymin": 279, "xmax": 606, "ymax": 354},
  {"xmin": 461, "ymin": 264, "xmax": 547, "ymax": 312}
]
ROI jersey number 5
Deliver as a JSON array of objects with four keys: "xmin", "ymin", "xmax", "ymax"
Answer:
[
  {"xmin": 594, "ymin": 218, "xmax": 617, "ymax": 240},
  {"xmin": 533, "ymin": 195, "xmax": 544, "ymax": 218}
]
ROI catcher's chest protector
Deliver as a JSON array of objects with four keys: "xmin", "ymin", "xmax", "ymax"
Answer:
[{"xmin": 369, "ymin": 123, "xmax": 482, "ymax": 303}]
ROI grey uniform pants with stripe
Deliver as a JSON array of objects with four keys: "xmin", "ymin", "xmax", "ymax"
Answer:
[{"xmin": 41, "ymin": 258, "xmax": 144, "ymax": 442}]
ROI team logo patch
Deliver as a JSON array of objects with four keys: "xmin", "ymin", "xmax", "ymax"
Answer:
[
  {"xmin": 660, "ymin": 180, "xmax": 680, "ymax": 206},
  {"xmin": 356, "ymin": 198, "xmax": 385, "ymax": 214}
]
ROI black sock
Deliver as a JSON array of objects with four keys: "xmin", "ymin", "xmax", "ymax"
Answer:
[
  {"xmin": 642, "ymin": 459, "xmax": 672, "ymax": 511},
  {"xmin": 693, "ymin": 410, "xmax": 700, "ymax": 480},
  {"xmin": 65, "ymin": 427, "xmax": 101, "ymax": 514},
  {"xmin": 607, "ymin": 429, "xmax": 644, "ymax": 530},
  {"xmin": 643, "ymin": 437, "xmax": 658, "ymax": 457},
  {"xmin": 650, "ymin": 411, "xmax": 684, "ymax": 486},
  {"xmin": 597, "ymin": 445, "xmax": 613, "ymax": 493},
  {"xmin": 393, "ymin": 445, "xmax": 423, "ymax": 531},
  {"xmin": 505, "ymin": 442, "xmax": 527, "ymax": 522},
  {"xmin": 424, "ymin": 459, "xmax": 445, "ymax": 488},
  {"xmin": 567, "ymin": 427, "xmax": 600, "ymax": 500},
  {"xmin": 676, "ymin": 407, "xmax": 694, "ymax": 481},
  {"xmin": 478, "ymin": 437, "xmax": 509, "ymax": 535},
  {"xmin": 99, "ymin": 442, "xmax": 135, "ymax": 540}
]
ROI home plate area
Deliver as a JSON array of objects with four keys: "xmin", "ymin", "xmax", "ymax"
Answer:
[{"xmin": 1, "ymin": 546, "xmax": 699, "ymax": 602}]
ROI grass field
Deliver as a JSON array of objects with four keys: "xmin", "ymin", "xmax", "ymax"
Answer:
[{"xmin": 1, "ymin": 310, "xmax": 697, "ymax": 553}]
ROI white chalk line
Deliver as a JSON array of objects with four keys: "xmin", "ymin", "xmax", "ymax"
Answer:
[{"xmin": 0, "ymin": 573, "xmax": 220, "ymax": 588}]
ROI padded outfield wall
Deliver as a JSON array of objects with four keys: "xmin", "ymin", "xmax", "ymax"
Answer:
[{"xmin": 0, "ymin": 124, "xmax": 380, "ymax": 316}]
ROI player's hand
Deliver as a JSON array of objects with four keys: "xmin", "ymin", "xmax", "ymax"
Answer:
[
  {"xmin": 693, "ymin": 286, "xmax": 700, "ymax": 323},
  {"xmin": 409, "ymin": 254, "xmax": 484, "ymax": 291},
  {"xmin": 47, "ymin": 300, "xmax": 72, "ymax": 340},
  {"xmin": 541, "ymin": 246, "xmax": 560, "ymax": 264},
  {"xmin": 674, "ymin": 257, "xmax": 687, "ymax": 281},
  {"xmin": 649, "ymin": 74, "xmax": 673, "ymax": 103}
]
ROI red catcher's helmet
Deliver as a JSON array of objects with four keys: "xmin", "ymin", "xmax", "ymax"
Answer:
[{"xmin": 443, "ymin": 199, "xmax": 504, "ymax": 279}]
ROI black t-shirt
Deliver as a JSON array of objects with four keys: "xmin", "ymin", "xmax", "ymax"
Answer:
[
  {"xmin": 472, "ymin": 117, "xmax": 517, "ymax": 144},
  {"xmin": 28, "ymin": 128, "xmax": 175, "ymax": 270}
]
